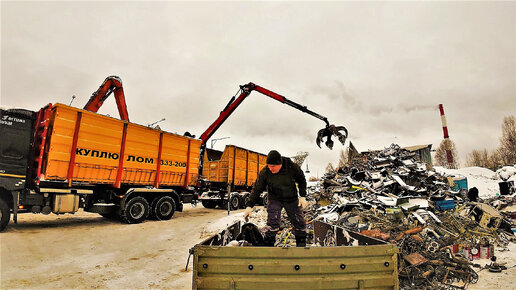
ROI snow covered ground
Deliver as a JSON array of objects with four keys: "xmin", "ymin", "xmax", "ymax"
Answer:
[{"xmin": 434, "ymin": 166, "xmax": 516, "ymax": 199}]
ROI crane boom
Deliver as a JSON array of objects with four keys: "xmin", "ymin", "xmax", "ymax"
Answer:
[
  {"xmin": 83, "ymin": 76, "xmax": 129, "ymax": 121},
  {"xmin": 197, "ymin": 82, "xmax": 348, "ymax": 178},
  {"xmin": 200, "ymin": 82, "xmax": 334, "ymax": 144}
]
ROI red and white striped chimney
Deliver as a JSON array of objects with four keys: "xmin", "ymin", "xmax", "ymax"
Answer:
[{"xmin": 438, "ymin": 104, "xmax": 454, "ymax": 165}]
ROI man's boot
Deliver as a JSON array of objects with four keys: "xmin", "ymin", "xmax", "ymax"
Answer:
[
  {"xmin": 263, "ymin": 235, "xmax": 276, "ymax": 247},
  {"xmin": 295, "ymin": 236, "xmax": 306, "ymax": 247}
]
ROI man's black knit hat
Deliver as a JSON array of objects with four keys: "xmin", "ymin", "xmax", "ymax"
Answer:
[{"xmin": 266, "ymin": 150, "xmax": 282, "ymax": 165}]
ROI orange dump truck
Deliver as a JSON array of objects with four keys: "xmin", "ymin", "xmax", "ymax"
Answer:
[
  {"xmin": 199, "ymin": 145, "xmax": 268, "ymax": 210},
  {"xmin": 0, "ymin": 103, "xmax": 201, "ymax": 230}
]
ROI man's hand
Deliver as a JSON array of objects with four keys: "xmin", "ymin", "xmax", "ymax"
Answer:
[
  {"xmin": 244, "ymin": 207, "xmax": 253, "ymax": 222},
  {"xmin": 298, "ymin": 197, "xmax": 308, "ymax": 209}
]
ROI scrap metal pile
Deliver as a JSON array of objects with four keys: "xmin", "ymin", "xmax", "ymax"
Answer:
[
  {"xmin": 241, "ymin": 144, "xmax": 512, "ymax": 287},
  {"xmin": 240, "ymin": 144, "xmax": 515, "ymax": 289},
  {"xmin": 308, "ymin": 144, "xmax": 515, "ymax": 289}
]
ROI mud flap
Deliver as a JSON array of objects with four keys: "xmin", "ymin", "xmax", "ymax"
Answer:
[{"xmin": 12, "ymin": 191, "xmax": 19, "ymax": 224}]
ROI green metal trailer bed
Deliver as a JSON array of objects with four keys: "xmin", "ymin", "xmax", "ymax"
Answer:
[{"xmin": 190, "ymin": 221, "xmax": 399, "ymax": 289}]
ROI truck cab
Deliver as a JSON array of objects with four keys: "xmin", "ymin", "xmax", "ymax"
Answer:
[{"xmin": 0, "ymin": 108, "xmax": 36, "ymax": 230}]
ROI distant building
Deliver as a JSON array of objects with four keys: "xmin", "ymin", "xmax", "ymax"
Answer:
[
  {"xmin": 356, "ymin": 144, "xmax": 433, "ymax": 165},
  {"xmin": 402, "ymin": 144, "xmax": 433, "ymax": 164}
]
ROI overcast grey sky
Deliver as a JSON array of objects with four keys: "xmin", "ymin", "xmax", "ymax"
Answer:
[{"xmin": 1, "ymin": 1, "xmax": 515, "ymax": 176}]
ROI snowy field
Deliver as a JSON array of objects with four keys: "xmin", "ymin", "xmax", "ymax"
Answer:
[{"xmin": 435, "ymin": 165, "xmax": 516, "ymax": 199}]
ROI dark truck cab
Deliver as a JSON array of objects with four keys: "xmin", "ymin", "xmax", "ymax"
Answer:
[{"xmin": 0, "ymin": 108, "xmax": 36, "ymax": 229}]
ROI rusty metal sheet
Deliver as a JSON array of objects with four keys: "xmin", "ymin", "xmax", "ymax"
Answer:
[{"xmin": 403, "ymin": 252, "xmax": 428, "ymax": 266}]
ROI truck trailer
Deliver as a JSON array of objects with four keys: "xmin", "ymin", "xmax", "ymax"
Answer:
[
  {"xmin": 199, "ymin": 145, "xmax": 268, "ymax": 210},
  {"xmin": 0, "ymin": 104, "xmax": 201, "ymax": 230}
]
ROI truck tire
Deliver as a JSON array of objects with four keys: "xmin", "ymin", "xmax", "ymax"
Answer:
[
  {"xmin": 228, "ymin": 194, "xmax": 240, "ymax": 210},
  {"xmin": 149, "ymin": 197, "xmax": 160, "ymax": 219},
  {"xmin": 0, "ymin": 198, "xmax": 10, "ymax": 232},
  {"xmin": 122, "ymin": 196, "xmax": 149, "ymax": 224},
  {"xmin": 153, "ymin": 196, "xmax": 175, "ymax": 220},
  {"xmin": 201, "ymin": 200, "xmax": 217, "ymax": 209},
  {"xmin": 241, "ymin": 193, "xmax": 250, "ymax": 209}
]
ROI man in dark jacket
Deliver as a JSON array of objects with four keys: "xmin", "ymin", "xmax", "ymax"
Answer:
[{"xmin": 244, "ymin": 150, "xmax": 308, "ymax": 247}]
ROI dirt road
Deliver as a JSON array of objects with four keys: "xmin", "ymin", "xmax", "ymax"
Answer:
[{"xmin": 0, "ymin": 205, "xmax": 244, "ymax": 289}]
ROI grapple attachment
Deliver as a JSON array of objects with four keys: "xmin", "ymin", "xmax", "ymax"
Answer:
[{"xmin": 316, "ymin": 125, "xmax": 348, "ymax": 149}]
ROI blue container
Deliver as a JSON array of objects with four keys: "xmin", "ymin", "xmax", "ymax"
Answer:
[
  {"xmin": 453, "ymin": 177, "xmax": 468, "ymax": 191},
  {"xmin": 435, "ymin": 199, "xmax": 456, "ymax": 211}
]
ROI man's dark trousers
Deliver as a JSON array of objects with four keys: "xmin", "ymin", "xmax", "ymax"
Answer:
[{"xmin": 264, "ymin": 199, "xmax": 307, "ymax": 246}]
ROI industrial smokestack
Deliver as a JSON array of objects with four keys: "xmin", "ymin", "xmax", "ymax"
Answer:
[
  {"xmin": 438, "ymin": 104, "xmax": 449, "ymax": 139},
  {"xmin": 438, "ymin": 104, "xmax": 454, "ymax": 166}
]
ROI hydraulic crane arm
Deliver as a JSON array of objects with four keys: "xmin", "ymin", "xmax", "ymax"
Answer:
[
  {"xmin": 83, "ymin": 76, "xmax": 129, "ymax": 121},
  {"xmin": 252, "ymin": 84, "xmax": 330, "ymax": 127},
  {"xmin": 200, "ymin": 82, "xmax": 347, "ymax": 149}
]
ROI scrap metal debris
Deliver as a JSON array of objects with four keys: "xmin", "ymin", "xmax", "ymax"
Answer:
[
  {"xmin": 308, "ymin": 143, "xmax": 516, "ymax": 289},
  {"xmin": 241, "ymin": 144, "xmax": 515, "ymax": 289},
  {"xmin": 226, "ymin": 144, "xmax": 515, "ymax": 289}
]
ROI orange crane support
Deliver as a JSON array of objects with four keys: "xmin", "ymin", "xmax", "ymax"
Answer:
[{"xmin": 83, "ymin": 76, "xmax": 129, "ymax": 121}]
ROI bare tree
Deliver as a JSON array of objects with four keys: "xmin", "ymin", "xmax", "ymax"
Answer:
[
  {"xmin": 434, "ymin": 139, "xmax": 460, "ymax": 168},
  {"xmin": 465, "ymin": 116, "xmax": 515, "ymax": 170},
  {"xmin": 466, "ymin": 148, "xmax": 503, "ymax": 170},
  {"xmin": 488, "ymin": 150, "xmax": 503, "ymax": 171},
  {"xmin": 337, "ymin": 149, "xmax": 348, "ymax": 168},
  {"xmin": 466, "ymin": 149, "xmax": 489, "ymax": 168},
  {"xmin": 325, "ymin": 162, "xmax": 335, "ymax": 173},
  {"xmin": 499, "ymin": 116, "xmax": 516, "ymax": 165},
  {"xmin": 291, "ymin": 152, "xmax": 309, "ymax": 167}
]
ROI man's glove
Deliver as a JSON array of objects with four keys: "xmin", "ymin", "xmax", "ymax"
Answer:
[
  {"xmin": 244, "ymin": 207, "xmax": 253, "ymax": 222},
  {"xmin": 298, "ymin": 197, "xmax": 308, "ymax": 210}
]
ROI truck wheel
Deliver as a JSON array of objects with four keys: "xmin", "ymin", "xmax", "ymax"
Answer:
[
  {"xmin": 0, "ymin": 198, "xmax": 11, "ymax": 232},
  {"xmin": 262, "ymin": 193, "xmax": 268, "ymax": 208},
  {"xmin": 229, "ymin": 194, "xmax": 240, "ymax": 210},
  {"xmin": 242, "ymin": 193, "xmax": 250, "ymax": 209},
  {"xmin": 149, "ymin": 197, "xmax": 160, "ymax": 219},
  {"xmin": 153, "ymin": 196, "xmax": 176, "ymax": 220},
  {"xmin": 122, "ymin": 196, "xmax": 149, "ymax": 224},
  {"xmin": 201, "ymin": 200, "xmax": 217, "ymax": 209}
]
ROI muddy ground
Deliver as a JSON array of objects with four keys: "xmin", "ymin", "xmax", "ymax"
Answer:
[{"xmin": 1, "ymin": 205, "xmax": 515, "ymax": 289}]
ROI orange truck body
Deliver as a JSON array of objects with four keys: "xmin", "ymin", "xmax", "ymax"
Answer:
[
  {"xmin": 39, "ymin": 104, "xmax": 201, "ymax": 188},
  {"xmin": 202, "ymin": 145, "xmax": 267, "ymax": 188}
]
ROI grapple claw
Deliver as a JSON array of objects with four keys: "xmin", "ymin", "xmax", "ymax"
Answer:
[
  {"xmin": 326, "ymin": 138, "xmax": 334, "ymax": 150},
  {"xmin": 316, "ymin": 124, "xmax": 348, "ymax": 149}
]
